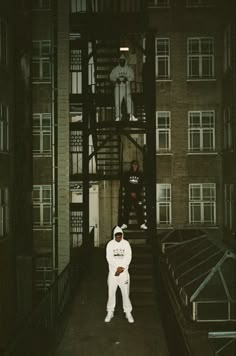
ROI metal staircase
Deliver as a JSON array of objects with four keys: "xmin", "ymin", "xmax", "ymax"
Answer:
[{"xmin": 95, "ymin": 129, "xmax": 122, "ymax": 177}]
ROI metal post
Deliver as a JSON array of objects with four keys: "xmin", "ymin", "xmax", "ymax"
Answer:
[
  {"xmin": 82, "ymin": 34, "xmax": 90, "ymax": 243},
  {"xmin": 145, "ymin": 30, "xmax": 156, "ymax": 240}
]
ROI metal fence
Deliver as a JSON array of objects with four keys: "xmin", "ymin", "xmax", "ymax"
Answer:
[{"xmin": 2, "ymin": 229, "xmax": 94, "ymax": 356}]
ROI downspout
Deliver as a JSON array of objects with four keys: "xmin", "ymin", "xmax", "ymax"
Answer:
[{"xmin": 51, "ymin": 0, "xmax": 58, "ymax": 277}]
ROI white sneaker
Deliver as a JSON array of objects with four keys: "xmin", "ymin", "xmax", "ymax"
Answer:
[
  {"xmin": 129, "ymin": 115, "xmax": 138, "ymax": 121},
  {"xmin": 104, "ymin": 312, "xmax": 114, "ymax": 323},
  {"xmin": 115, "ymin": 117, "xmax": 120, "ymax": 121},
  {"xmin": 126, "ymin": 312, "xmax": 134, "ymax": 323},
  {"xmin": 140, "ymin": 223, "xmax": 148, "ymax": 230},
  {"xmin": 121, "ymin": 224, "xmax": 128, "ymax": 230}
]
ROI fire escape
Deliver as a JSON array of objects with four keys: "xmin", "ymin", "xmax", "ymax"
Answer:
[{"xmin": 69, "ymin": 0, "xmax": 156, "ymax": 244}]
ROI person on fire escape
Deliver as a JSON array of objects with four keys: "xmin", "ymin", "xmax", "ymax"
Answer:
[
  {"xmin": 121, "ymin": 160, "xmax": 147, "ymax": 230},
  {"xmin": 110, "ymin": 53, "xmax": 138, "ymax": 122}
]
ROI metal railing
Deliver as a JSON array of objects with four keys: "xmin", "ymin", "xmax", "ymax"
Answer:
[{"xmin": 2, "ymin": 229, "xmax": 95, "ymax": 356}]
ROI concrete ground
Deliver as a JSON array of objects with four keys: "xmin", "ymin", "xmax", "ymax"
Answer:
[{"xmin": 54, "ymin": 248, "xmax": 169, "ymax": 356}]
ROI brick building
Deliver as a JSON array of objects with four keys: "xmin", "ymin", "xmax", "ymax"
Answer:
[{"xmin": 0, "ymin": 0, "xmax": 235, "ymax": 351}]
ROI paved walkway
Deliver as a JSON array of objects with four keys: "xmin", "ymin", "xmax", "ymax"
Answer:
[{"xmin": 54, "ymin": 248, "xmax": 169, "ymax": 356}]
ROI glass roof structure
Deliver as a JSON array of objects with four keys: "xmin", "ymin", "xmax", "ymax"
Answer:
[{"xmin": 159, "ymin": 230, "xmax": 236, "ymax": 323}]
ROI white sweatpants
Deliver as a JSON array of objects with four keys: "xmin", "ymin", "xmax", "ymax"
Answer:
[
  {"xmin": 106, "ymin": 271, "xmax": 132, "ymax": 313},
  {"xmin": 114, "ymin": 83, "xmax": 133, "ymax": 118}
]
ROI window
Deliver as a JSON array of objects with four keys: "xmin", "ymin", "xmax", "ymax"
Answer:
[
  {"xmin": 32, "ymin": 0, "xmax": 51, "ymax": 9},
  {"xmin": 224, "ymin": 184, "xmax": 234, "ymax": 230},
  {"xmin": 71, "ymin": 0, "xmax": 87, "ymax": 13},
  {"xmin": 33, "ymin": 113, "xmax": 51, "ymax": 155},
  {"xmin": 0, "ymin": 103, "xmax": 9, "ymax": 152},
  {"xmin": 32, "ymin": 186, "xmax": 52, "ymax": 227},
  {"xmin": 186, "ymin": 0, "xmax": 215, "ymax": 6},
  {"xmin": 223, "ymin": 107, "xmax": 232, "ymax": 151},
  {"xmin": 156, "ymin": 111, "xmax": 171, "ymax": 152},
  {"xmin": 70, "ymin": 210, "xmax": 83, "ymax": 247},
  {"xmin": 0, "ymin": 187, "xmax": 9, "ymax": 239},
  {"xmin": 0, "ymin": 18, "xmax": 7, "ymax": 67},
  {"xmin": 148, "ymin": 0, "xmax": 170, "ymax": 7},
  {"xmin": 156, "ymin": 184, "xmax": 171, "ymax": 224},
  {"xmin": 187, "ymin": 38, "xmax": 214, "ymax": 79},
  {"xmin": 155, "ymin": 38, "xmax": 170, "ymax": 79},
  {"xmin": 32, "ymin": 41, "xmax": 51, "ymax": 81},
  {"xmin": 188, "ymin": 111, "xmax": 215, "ymax": 152},
  {"xmin": 189, "ymin": 183, "xmax": 216, "ymax": 224},
  {"xmin": 224, "ymin": 25, "xmax": 232, "ymax": 72},
  {"xmin": 70, "ymin": 48, "xmax": 82, "ymax": 93}
]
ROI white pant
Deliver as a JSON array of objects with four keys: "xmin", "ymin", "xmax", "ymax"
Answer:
[
  {"xmin": 114, "ymin": 83, "xmax": 133, "ymax": 118},
  {"xmin": 106, "ymin": 271, "xmax": 132, "ymax": 313}
]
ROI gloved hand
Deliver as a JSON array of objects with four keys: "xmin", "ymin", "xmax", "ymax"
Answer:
[
  {"xmin": 116, "ymin": 78, "xmax": 121, "ymax": 84},
  {"xmin": 123, "ymin": 77, "xmax": 128, "ymax": 83}
]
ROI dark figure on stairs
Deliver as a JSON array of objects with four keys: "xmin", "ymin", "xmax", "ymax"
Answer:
[{"xmin": 120, "ymin": 160, "xmax": 147, "ymax": 231}]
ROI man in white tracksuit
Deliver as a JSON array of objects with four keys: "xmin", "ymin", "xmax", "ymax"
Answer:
[
  {"xmin": 110, "ymin": 54, "xmax": 137, "ymax": 122},
  {"xmin": 104, "ymin": 226, "xmax": 134, "ymax": 323}
]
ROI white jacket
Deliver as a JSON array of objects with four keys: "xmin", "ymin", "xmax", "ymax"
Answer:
[
  {"xmin": 110, "ymin": 57, "xmax": 134, "ymax": 85},
  {"xmin": 106, "ymin": 226, "xmax": 132, "ymax": 274}
]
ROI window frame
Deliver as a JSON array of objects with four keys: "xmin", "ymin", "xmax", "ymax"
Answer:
[
  {"xmin": 155, "ymin": 38, "xmax": 170, "ymax": 80},
  {"xmin": 156, "ymin": 184, "xmax": 172, "ymax": 225},
  {"xmin": 32, "ymin": 185, "xmax": 52, "ymax": 227},
  {"xmin": 32, "ymin": 40, "xmax": 51, "ymax": 82},
  {"xmin": 189, "ymin": 183, "xmax": 216, "ymax": 225},
  {"xmin": 156, "ymin": 111, "xmax": 171, "ymax": 153},
  {"xmin": 32, "ymin": 113, "xmax": 52, "ymax": 155},
  {"xmin": 187, "ymin": 37, "xmax": 214, "ymax": 79},
  {"xmin": 188, "ymin": 110, "xmax": 215, "ymax": 153}
]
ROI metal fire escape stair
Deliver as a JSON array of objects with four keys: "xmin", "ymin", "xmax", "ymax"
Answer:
[{"xmin": 95, "ymin": 129, "xmax": 121, "ymax": 177}]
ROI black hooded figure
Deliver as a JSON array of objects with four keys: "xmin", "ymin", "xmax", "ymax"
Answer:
[{"xmin": 121, "ymin": 160, "xmax": 147, "ymax": 230}]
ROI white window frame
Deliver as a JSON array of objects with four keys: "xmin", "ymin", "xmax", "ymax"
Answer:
[
  {"xmin": 0, "ymin": 18, "xmax": 7, "ymax": 67},
  {"xmin": 156, "ymin": 184, "xmax": 172, "ymax": 225},
  {"xmin": 32, "ymin": 40, "xmax": 51, "ymax": 82},
  {"xmin": 0, "ymin": 103, "xmax": 9, "ymax": 152},
  {"xmin": 224, "ymin": 184, "xmax": 234, "ymax": 231},
  {"xmin": 0, "ymin": 187, "xmax": 9, "ymax": 239},
  {"xmin": 188, "ymin": 111, "xmax": 215, "ymax": 152},
  {"xmin": 223, "ymin": 107, "xmax": 232, "ymax": 151},
  {"xmin": 187, "ymin": 37, "xmax": 214, "ymax": 79},
  {"xmin": 224, "ymin": 25, "xmax": 232, "ymax": 72},
  {"xmin": 32, "ymin": 185, "xmax": 52, "ymax": 227},
  {"xmin": 156, "ymin": 111, "xmax": 171, "ymax": 153},
  {"xmin": 189, "ymin": 183, "xmax": 216, "ymax": 225},
  {"xmin": 33, "ymin": 113, "xmax": 52, "ymax": 155},
  {"xmin": 148, "ymin": 0, "xmax": 170, "ymax": 7},
  {"xmin": 155, "ymin": 38, "xmax": 170, "ymax": 80}
]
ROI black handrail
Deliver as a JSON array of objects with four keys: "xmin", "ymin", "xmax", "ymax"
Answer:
[{"xmin": 2, "ymin": 229, "xmax": 95, "ymax": 356}]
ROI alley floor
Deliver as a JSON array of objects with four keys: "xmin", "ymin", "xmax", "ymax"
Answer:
[{"xmin": 53, "ymin": 247, "xmax": 170, "ymax": 356}]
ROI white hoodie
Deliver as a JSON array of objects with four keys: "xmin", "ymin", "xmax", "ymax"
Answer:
[
  {"xmin": 106, "ymin": 226, "xmax": 132, "ymax": 274},
  {"xmin": 110, "ymin": 55, "xmax": 134, "ymax": 85}
]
